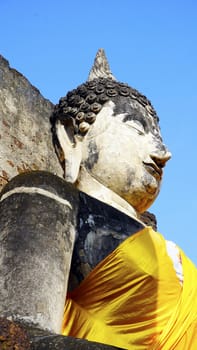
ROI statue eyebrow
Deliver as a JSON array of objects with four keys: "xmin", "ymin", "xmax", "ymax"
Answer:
[{"xmin": 122, "ymin": 112, "xmax": 148, "ymax": 131}]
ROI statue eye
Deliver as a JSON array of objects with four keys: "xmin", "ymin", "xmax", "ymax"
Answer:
[{"xmin": 125, "ymin": 120, "xmax": 145, "ymax": 135}]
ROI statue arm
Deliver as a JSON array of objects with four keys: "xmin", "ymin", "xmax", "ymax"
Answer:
[{"xmin": 0, "ymin": 171, "xmax": 79, "ymax": 334}]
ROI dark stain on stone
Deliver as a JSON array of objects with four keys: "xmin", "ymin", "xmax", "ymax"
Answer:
[
  {"xmin": 2, "ymin": 170, "xmax": 9, "ymax": 181},
  {"xmin": 2, "ymin": 119, "xmax": 10, "ymax": 128},
  {"xmin": 69, "ymin": 192, "xmax": 144, "ymax": 289},
  {"xmin": 84, "ymin": 140, "xmax": 99, "ymax": 171},
  {"xmin": 122, "ymin": 110, "xmax": 149, "ymax": 133},
  {"xmin": 17, "ymin": 164, "xmax": 32, "ymax": 174},
  {"xmin": 139, "ymin": 211, "xmax": 157, "ymax": 231},
  {"xmin": 32, "ymin": 163, "xmax": 39, "ymax": 170},
  {"xmin": 112, "ymin": 95, "xmax": 150, "ymax": 133},
  {"xmin": 7, "ymin": 160, "xmax": 15, "ymax": 167},
  {"xmin": 112, "ymin": 96, "xmax": 164, "ymax": 139},
  {"xmin": 112, "ymin": 95, "xmax": 133, "ymax": 116},
  {"xmin": 0, "ymin": 176, "xmax": 9, "ymax": 187},
  {"xmin": 12, "ymin": 136, "xmax": 24, "ymax": 149},
  {"xmin": 125, "ymin": 169, "xmax": 135, "ymax": 190}
]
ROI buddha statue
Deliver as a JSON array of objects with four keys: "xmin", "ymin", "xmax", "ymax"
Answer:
[
  {"xmin": 0, "ymin": 49, "xmax": 197, "ymax": 349},
  {"xmin": 51, "ymin": 49, "xmax": 171, "ymax": 290}
]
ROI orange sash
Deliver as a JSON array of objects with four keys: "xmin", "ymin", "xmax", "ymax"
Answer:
[{"xmin": 62, "ymin": 227, "xmax": 197, "ymax": 349}]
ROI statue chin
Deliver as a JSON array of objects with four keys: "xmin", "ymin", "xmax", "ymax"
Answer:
[
  {"xmin": 131, "ymin": 181, "xmax": 160, "ymax": 213},
  {"xmin": 75, "ymin": 167, "xmax": 141, "ymax": 222},
  {"xmin": 119, "ymin": 191, "xmax": 159, "ymax": 215},
  {"xmin": 82, "ymin": 170, "xmax": 161, "ymax": 216}
]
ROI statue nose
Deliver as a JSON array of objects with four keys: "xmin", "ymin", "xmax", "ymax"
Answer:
[{"xmin": 150, "ymin": 151, "xmax": 171, "ymax": 168}]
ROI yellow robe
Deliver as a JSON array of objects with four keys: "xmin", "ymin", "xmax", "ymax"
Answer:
[{"xmin": 62, "ymin": 227, "xmax": 197, "ymax": 349}]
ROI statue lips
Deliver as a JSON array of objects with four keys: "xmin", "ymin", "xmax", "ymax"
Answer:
[{"xmin": 143, "ymin": 161, "xmax": 163, "ymax": 181}]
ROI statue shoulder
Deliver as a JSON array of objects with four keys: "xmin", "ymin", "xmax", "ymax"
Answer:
[{"xmin": 69, "ymin": 192, "xmax": 144, "ymax": 289}]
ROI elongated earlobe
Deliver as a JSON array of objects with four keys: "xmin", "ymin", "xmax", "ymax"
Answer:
[{"xmin": 55, "ymin": 121, "xmax": 82, "ymax": 183}]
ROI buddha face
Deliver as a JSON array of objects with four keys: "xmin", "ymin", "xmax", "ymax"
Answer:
[
  {"xmin": 80, "ymin": 97, "xmax": 171, "ymax": 213},
  {"xmin": 53, "ymin": 50, "xmax": 171, "ymax": 214}
]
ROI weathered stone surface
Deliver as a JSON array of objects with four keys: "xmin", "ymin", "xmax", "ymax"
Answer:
[
  {"xmin": 69, "ymin": 192, "xmax": 144, "ymax": 289},
  {"xmin": 139, "ymin": 211, "xmax": 157, "ymax": 231},
  {"xmin": 30, "ymin": 334, "xmax": 122, "ymax": 350},
  {"xmin": 0, "ymin": 171, "xmax": 79, "ymax": 334},
  {"xmin": 0, "ymin": 55, "xmax": 62, "ymax": 191},
  {"xmin": 0, "ymin": 318, "xmax": 122, "ymax": 350},
  {"xmin": 0, "ymin": 317, "xmax": 30, "ymax": 350}
]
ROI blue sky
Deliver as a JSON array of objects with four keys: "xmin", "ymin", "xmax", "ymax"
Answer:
[{"xmin": 1, "ymin": 0, "xmax": 197, "ymax": 264}]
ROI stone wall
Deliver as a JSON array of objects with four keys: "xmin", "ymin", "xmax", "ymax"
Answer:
[{"xmin": 0, "ymin": 55, "xmax": 62, "ymax": 190}]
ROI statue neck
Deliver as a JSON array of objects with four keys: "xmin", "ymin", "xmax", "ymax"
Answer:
[{"xmin": 76, "ymin": 167, "xmax": 144, "ymax": 225}]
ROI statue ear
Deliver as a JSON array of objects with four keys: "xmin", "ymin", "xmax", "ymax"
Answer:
[{"xmin": 55, "ymin": 120, "xmax": 82, "ymax": 183}]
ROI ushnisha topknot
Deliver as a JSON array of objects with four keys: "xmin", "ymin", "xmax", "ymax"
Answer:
[
  {"xmin": 52, "ymin": 49, "xmax": 158, "ymax": 137},
  {"xmin": 88, "ymin": 48, "xmax": 117, "ymax": 81}
]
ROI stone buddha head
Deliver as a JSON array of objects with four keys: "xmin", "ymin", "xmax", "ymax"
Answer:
[{"xmin": 52, "ymin": 49, "xmax": 171, "ymax": 217}]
